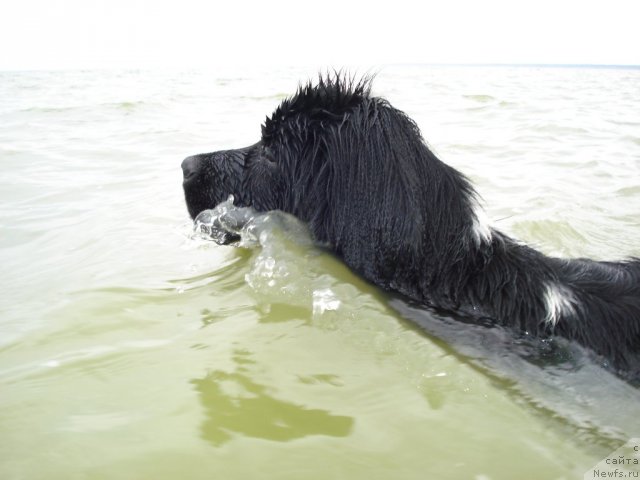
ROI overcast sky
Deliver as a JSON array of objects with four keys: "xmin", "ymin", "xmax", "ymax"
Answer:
[{"xmin": 1, "ymin": 0, "xmax": 638, "ymax": 70}]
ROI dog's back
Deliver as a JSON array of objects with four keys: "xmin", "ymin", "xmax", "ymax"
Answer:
[{"xmin": 551, "ymin": 257, "xmax": 640, "ymax": 376}]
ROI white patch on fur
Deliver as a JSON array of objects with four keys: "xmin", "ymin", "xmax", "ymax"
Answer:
[
  {"xmin": 471, "ymin": 201, "xmax": 492, "ymax": 245},
  {"xmin": 544, "ymin": 283, "xmax": 576, "ymax": 327}
]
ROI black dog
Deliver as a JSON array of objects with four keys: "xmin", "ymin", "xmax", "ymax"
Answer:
[{"xmin": 182, "ymin": 75, "xmax": 640, "ymax": 380}]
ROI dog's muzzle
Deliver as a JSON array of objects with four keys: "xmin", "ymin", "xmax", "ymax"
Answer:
[{"xmin": 181, "ymin": 155, "xmax": 202, "ymax": 183}]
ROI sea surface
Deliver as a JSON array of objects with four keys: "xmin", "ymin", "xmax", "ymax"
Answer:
[{"xmin": 1, "ymin": 65, "xmax": 639, "ymax": 479}]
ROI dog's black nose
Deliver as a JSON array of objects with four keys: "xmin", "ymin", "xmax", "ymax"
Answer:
[{"xmin": 181, "ymin": 155, "xmax": 201, "ymax": 181}]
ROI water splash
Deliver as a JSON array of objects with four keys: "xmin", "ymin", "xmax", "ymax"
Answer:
[
  {"xmin": 312, "ymin": 288, "xmax": 341, "ymax": 315},
  {"xmin": 192, "ymin": 198, "xmax": 319, "ymax": 305},
  {"xmin": 193, "ymin": 195, "xmax": 254, "ymax": 245}
]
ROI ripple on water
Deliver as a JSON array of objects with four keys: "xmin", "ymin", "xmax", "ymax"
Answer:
[
  {"xmin": 2, "ymin": 66, "xmax": 640, "ymax": 479},
  {"xmin": 463, "ymin": 94, "xmax": 496, "ymax": 103}
]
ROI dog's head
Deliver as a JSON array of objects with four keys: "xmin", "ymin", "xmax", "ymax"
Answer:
[
  {"xmin": 182, "ymin": 75, "xmax": 484, "ymax": 292},
  {"xmin": 182, "ymin": 76, "xmax": 374, "ymax": 221}
]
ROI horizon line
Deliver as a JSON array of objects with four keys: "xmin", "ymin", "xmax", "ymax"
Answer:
[{"xmin": 0, "ymin": 62, "xmax": 638, "ymax": 73}]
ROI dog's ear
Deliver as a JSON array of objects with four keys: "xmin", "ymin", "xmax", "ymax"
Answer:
[{"xmin": 310, "ymin": 100, "xmax": 478, "ymax": 289}]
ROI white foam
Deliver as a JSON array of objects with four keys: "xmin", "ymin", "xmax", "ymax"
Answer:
[{"xmin": 312, "ymin": 288, "xmax": 341, "ymax": 315}]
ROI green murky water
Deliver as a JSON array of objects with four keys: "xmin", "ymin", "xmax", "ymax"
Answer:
[{"xmin": 1, "ymin": 66, "xmax": 639, "ymax": 479}]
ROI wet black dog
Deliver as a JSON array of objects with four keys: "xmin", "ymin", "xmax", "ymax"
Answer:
[{"xmin": 182, "ymin": 76, "xmax": 640, "ymax": 380}]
